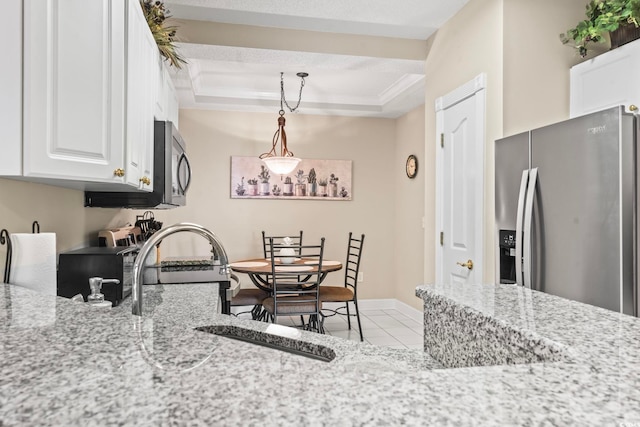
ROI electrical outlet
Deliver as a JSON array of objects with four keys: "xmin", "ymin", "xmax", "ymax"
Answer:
[{"xmin": 358, "ymin": 272, "xmax": 364, "ymax": 282}]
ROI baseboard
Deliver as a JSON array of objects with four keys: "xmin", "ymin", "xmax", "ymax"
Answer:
[{"xmin": 323, "ymin": 299, "xmax": 423, "ymax": 324}]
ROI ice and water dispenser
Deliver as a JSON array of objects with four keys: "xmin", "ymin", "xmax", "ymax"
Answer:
[{"xmin": 498, "ymin": 230, "xmax": 516, "ymax": 284}]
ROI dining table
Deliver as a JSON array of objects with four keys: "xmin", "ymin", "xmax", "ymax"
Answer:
[{"xmin": 229, "ymin": 257, "xmax": 343, "ymax": 292}]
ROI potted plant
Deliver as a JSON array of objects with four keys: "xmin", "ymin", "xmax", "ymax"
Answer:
[
  {"xmin": 329, "ymin": 174, "xmax": 339, "ymax": 197},
  {"xmin": 560, "ymin": 0, "xmax": 640, "ymax": 58},
  {"xmin": 247, "ymin": 178, "xmax": 258, "ymax": 196},
  {"xmin": 258, "ymin": 165, "xmax": 271, "ymax": 196},
  {"xmin": 306, "ymin": 168, "xmax": 317, "ymax": 196},
  {"xmin": 235, "ymin": 176, "xmax": 246, "ymax": 196},
  {"xmin": 294, "ymin": 170, "xmax": 306, "ymax": 196},
  {"xmin": 140, "ymin": 0, "xmax": 187, "ymax": 68},
  {"xmin": 317, "ymin": 178, "xmax": 328, "ymax": 197},
  {"xmin": 283, "ymin": 176, "xmax": 293, "ymax": 196}
]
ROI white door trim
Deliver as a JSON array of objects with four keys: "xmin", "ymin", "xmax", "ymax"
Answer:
[{"xmin": 433, "ymin": 73, "xmax": 486, "ymax": 284}]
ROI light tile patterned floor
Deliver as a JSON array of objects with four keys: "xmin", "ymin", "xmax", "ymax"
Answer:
[{"xmin": 234, "ymin": 307, "xmax": 424, "ymax": 350}]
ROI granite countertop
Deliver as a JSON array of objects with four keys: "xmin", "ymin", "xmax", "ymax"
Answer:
[
  {"xmin": 3, "ymin": 281, "xmax": 640, "ymax": 425},
  {"xmin": 416, "ymin": 283, "xmax": 640, "ymax": 426},
  {"xmin": 0, "ymin": 283, "xmax": 438, "ymax": 426}
]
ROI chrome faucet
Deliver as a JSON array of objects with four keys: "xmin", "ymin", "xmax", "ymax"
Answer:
[{"xmin": 131, "ymin": 222, "xmax": 230, "ymax": 316}]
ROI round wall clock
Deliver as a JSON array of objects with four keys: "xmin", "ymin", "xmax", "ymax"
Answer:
[{"xmin": 406, "ymin": 154, "xmax": 418, "ymax": 179}]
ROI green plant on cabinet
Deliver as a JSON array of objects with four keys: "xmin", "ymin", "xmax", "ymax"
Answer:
[{"xmin": 560, "ymin": 0, "xmax": 640, "ymax": 57}]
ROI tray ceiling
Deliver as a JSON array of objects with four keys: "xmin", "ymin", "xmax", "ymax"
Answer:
[{"xmin": 165, "ymin": 0, "xmax": 470, "ymax": 118}]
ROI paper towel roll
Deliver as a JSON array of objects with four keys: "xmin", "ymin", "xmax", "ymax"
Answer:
[{"xmin": 9, "ymin": 233, "xmax": 57, "ymax": 296}]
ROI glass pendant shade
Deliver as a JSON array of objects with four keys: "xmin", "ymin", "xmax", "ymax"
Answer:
[{"xmin": 262, "ymin": 156, "xmax": 301, "ymax": 175}]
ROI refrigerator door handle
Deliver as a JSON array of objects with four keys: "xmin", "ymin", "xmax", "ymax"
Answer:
[
  {"xmin": 515, "ymin": 170, "xmax": 530, "ymax": 287},
  {"xmin": 523, "ymin": 167, "xmax": 538, "ymax": 290}
]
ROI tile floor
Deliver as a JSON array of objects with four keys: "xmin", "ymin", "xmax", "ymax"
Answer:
[{"xmin": 234, "ymin": 306, "xmax": 424, "ymax": 350}]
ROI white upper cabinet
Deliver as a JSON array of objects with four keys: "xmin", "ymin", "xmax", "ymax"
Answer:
[
  {"xmin": 4, "ymin": 0, "xmax": 171, "ymax": 192},
  {"xmin": 0, "ymin": 0, "xmax": 22, "ymax": 176},
  {"xmin": 126, "ymin": 0, "xmax": 156, "ymax": 191},
  {"xmin": 570, "ymin": 39, "xmax": 640, "ymax": 118},
  {"xmin": 22, "ymin": 0, "xmax": 127, "ymax": 187}
]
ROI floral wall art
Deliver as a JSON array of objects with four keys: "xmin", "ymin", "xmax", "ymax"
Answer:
[{"xmin": 230, "ymin": 156, "xmax": 352, "ymax": 201}]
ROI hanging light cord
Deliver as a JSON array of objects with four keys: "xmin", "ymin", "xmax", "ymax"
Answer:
[
  {"xmin": 281, "ymin": 72, "xmax": 306, "ymax": 113},
  {"xmin": 260, "ymin": 72, "xmax": 307, "ymax": 159}
]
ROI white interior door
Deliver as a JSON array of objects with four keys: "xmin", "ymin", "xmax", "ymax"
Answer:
[{"xmin": 434, "ymin": 74, "xmax": 485, "ymax": 285}]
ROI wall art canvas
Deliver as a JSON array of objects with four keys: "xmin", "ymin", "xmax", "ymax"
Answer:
[{"xmin": 231, "ymin": 156, "xmax": 352, "ymax": 201}]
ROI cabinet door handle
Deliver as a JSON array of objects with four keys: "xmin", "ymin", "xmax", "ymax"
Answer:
[
  {"xmin": 139, "ymin": 176, "xmax": 151, "ymax": 186},
  {"xmin": 630, "ymin": 105, "xmax": 638, "ymax": 112},
  {"xmin": 114, "ymin": 168, "xmax": 125, "ymax": 177}
]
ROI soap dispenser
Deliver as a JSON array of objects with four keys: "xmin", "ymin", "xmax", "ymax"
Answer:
[{"xmin": 87, "ymin": 277, "xmax": 119, "ymax": 308}]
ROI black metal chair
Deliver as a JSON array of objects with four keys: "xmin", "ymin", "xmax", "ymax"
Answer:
[
  {"xmin": 229, "ymin": 230, "xmax": 304, "ymax": 320},
  {"xmin": 320, "ymin": 233, "xmax": 365, "ymax": 341},
  {"xmin": 262, "ymin": 237, "xmax": 325, "ymax": 333},
  {"xmin": 230, "ymin": 288, "xmax": 270, "ymax": 320},
  {"xmin": 261, "ymin": 231, "xmax": 303, "ymax": 258}
]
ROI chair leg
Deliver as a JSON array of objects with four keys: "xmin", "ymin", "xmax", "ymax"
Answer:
[
  {"xmin": 307, "ymin": 314, "xmax": 325, "ymax": 334},
  {"xmin": 345, "ymin": 302, "xmax": 352, "ymax": 330},
  {"xmin": 250, "ymin": 305, "xmax": 262, "ymax": 320},
  {"xmin": 318, "ymin": 314, "xmax": 325, "ymax": 334},
  {"xmin": 353, "ymin": 299, "xmax": 363, "ymax": 342}
]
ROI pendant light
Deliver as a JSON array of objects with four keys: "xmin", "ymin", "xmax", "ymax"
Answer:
[{"xmin": 259, "ymin": 72, "xmax": 308, "ymax": 175}]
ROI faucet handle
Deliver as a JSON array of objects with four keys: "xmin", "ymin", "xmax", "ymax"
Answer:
[{"xmin": 102, "ymin": 278, "xmax": 120, "ymax": 284}]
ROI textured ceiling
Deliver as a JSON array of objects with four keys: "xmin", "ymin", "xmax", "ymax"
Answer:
[{"xmin": 165, "ymin": 0, "xmax": 470, "ymax": 118}]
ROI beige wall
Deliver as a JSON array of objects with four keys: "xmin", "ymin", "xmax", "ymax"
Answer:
[
  {"xmin": 420, "ymin": 0, "xmax": 588, "ymax": 286},
  {"xmin": 503, "ymin": 0, "xmax": 593, "ymax": 136},
  {"xmin": 0, "ymin": 108, "xmax": 422, "ymax": 305},
  {"xmin": 394, "ymin": 105, "xmax": 426, "ymax": 309},
  {"xmin": 0, "ymin": 178, "xmax": 134, "ymax": 257},
  {"xmin": 150, "ymin": 109, "xmax": 398, "ymax": 299},
  {"xmin": 422, "ymin": 0, "xmax": 505, "ymax": 284}
]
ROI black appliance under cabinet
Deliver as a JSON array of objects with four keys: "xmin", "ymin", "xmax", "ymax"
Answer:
[{"xmin": 57, "ymin": 247, "xmax": 137, "ymax": 306}]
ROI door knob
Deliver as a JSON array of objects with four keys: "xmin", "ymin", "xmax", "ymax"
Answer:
[
  {"xmin": 113, "ymin": 168, "xmax": 125, "ymax": 177},
  {"xmin": 456, "ymin": 259, "xmax": 474, "ymax": 270},
  {"xmin": 139, "ymin": 176, "xmax": 151, "ymax": 186},
  {"xmin": 629, "ymin": 104, "xmax": 638, "ymax": 112}
]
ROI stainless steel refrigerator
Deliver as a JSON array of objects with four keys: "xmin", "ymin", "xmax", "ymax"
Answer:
[{"xmin": 495, "ymin": 106, "xmax": 637, "ymax": 316}]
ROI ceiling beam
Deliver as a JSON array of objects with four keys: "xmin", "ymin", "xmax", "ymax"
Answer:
[{"xmin": 171, "ymin": 19, "xmax": 429, "ymax": 61}]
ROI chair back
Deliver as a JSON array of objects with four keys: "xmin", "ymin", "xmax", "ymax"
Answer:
[
  {"xmin": 344, "ymin": 233, "xmax": 365, "ymax": 292},
  {"xmin": 262, "ymin": 230, "xmax": 303, "ymax": 258},
  {"xmin": 268, "ymin": 237, "xmax": 324, "ymax": 317}
]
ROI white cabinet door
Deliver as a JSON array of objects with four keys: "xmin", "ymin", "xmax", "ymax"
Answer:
[
  {"xmin": 23, "ymin": 0, "xmax": 126, "ymax": 183},
  {"xmin": 154, "ymin": 57, "xmax": 168, "ymax": 120},
  {"xmin": 570, "ymin": 39, "xmax": 640, "ymax": 118},
  {"xmin": 0, "ymin": 0, "xmax": 22, "ymax": 175},
  {"xmin": 126, "ymin": 0, "xmax": 155, "ymax": 191},
  {"xmin": 154, "ymin": 60, "xmax": 180, "ymax": 128},
  {"xmin": 166, "ymin": 68, "xmax": 180, "ymax": 129}
]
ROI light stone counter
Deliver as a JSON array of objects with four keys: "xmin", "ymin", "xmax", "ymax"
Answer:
[
  {"xmin": 3, "ymin": 281, "xmax": 640, "ymax": 426},
  {"xmin": 416, "ymin": 283, "xmax": 640, "ymax": 426},
  {"xmin": 0, "ymin": 283, "xmax": 438, "ymax": 426}
]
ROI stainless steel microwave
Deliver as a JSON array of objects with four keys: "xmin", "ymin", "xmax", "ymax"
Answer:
[{"xmin": 84, "ymin": 121, "xmax": 191, "ymax": 209}]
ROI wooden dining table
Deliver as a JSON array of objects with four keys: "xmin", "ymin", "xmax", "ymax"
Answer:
[{"xmin": 229, "ymin": 257, "xmax": 343, "ymax": 292}]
